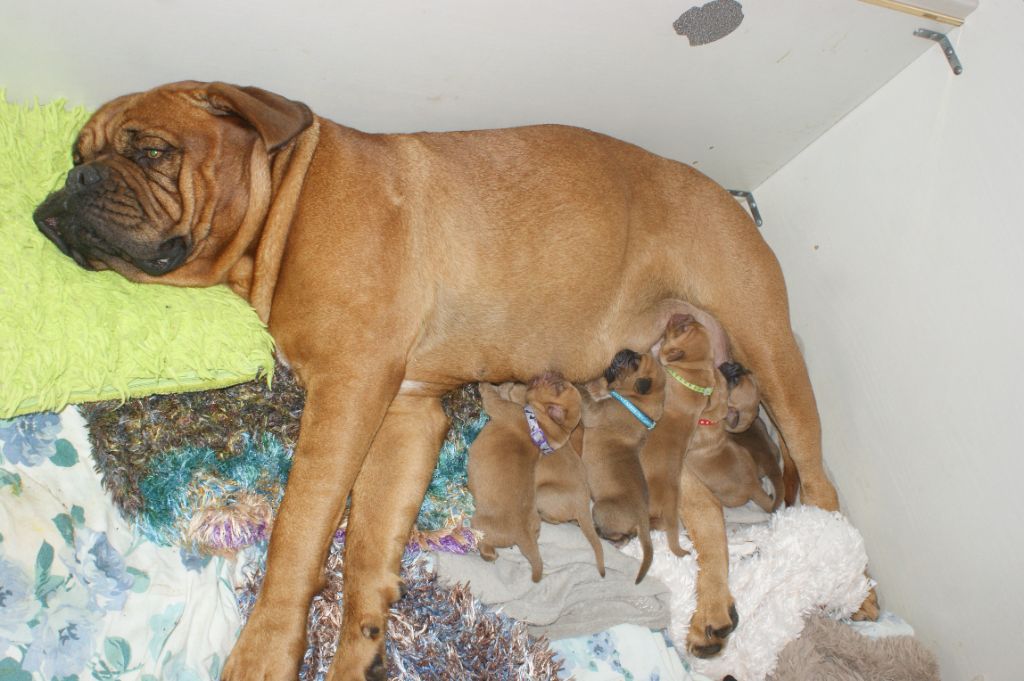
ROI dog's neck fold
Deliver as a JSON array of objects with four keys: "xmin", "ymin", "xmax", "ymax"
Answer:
[{"xmin": 225, "ymin": 118, "xmax": 322, "ymax": 323}]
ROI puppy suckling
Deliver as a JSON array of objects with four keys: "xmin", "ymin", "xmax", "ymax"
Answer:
[
  {"xmin": 469, "ymin": 372, "xmax": 582, "ymax": 582},
  {"xmin": 684, "ymin": 362, "xmax": 782, "ymax": 513},
  {"xmin": 580, "ymin": 349, "xmax": 666, "ymax": 584},
  {"xmin": 719, "ymin": 360, "xmax": 760, "ymax": 433},
  {"xmin": 535, "ymin": 425, "xmax": 606, "ymax": 577},
  {"xmin": 640, "ymin": 313, "xmax": 716, "ymax": 556}
]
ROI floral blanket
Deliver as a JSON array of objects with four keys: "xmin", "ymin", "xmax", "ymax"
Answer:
[
  {"xmin": 0, "ymin": 409, "xmax": 242, "ymax": 681},
  {"xmin": 1, "ymin": 407, "xmax": 701, "ymax": 681}
]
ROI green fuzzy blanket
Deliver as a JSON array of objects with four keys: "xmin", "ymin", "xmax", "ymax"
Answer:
[{"xmin": 0, "ymin": 92, "xmax": 274, "ymax": 418}]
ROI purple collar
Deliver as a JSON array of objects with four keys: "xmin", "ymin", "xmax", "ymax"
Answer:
[{"xmin": 523, "ymin": 405, "xmax": 556, "ymax": 456}]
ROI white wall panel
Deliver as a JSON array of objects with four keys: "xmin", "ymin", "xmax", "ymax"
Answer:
[{"xmin": 757, "ymin": 2, "xmax": 1023, "ymax": 678}]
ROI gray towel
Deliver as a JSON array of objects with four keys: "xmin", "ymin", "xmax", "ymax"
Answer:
[{"xmin": 434, "ymin": 522, "xmax": 672, "ymax": 640}]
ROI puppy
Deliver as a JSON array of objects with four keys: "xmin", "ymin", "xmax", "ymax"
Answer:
[
  {"xmin": 535, "ymin": 426, "xmax": 606, "ymax": 577},
  {"xmin": 468, "ymin": 373, "xmax": 581, "ymax": 581},
  {"xmin": 684, "ymin": 369, "xmax": 782, "ymax": 513},
  {"xmin": 640, "ymin": 313, "xmax": 716, "ymax": 556},
  {"xmin": 725, "ymin": 416, "xmax": 785, "ymax": 512},
  {"xmin": 719, "ymin": 361, "xmax": 760, "ymax": 433},
  {"xmin": 580, "ymin": 349, "xmax": 666, "ymax": 583}
]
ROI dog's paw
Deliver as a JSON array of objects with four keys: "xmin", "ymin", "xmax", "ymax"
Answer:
[
  {"xmin": 327, "ymin": 621, "xmax": 388, "ymax": 681},
  {"xmin": 222, "ymin": 611, "xmax": 306, "ymax": 681},
  {"xmin": 686, "ymin": 602, "xmax": 738, "ymax": 658},
  {"xmin": 851, "ymin": 584, "xmax": 880, "ymax": 621}
]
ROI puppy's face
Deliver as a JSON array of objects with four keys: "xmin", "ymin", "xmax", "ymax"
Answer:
[
  {"xmin": 33, "ymin": 81, "xmax": 312, "ymax": 283},
  {"xmin": 525, "ymin": 372, "xmax": 582, "ymax": 434},
  {"xmin": 603, "ymin": 349, "xmax": 665, "ymax": 399},
  {"xmin": 658, "ymin": 313, "xmax": 712, "ymax": 365},
  {"xmin": 720, "ymin": 362, "xmax": 760, "ymax": 432}
]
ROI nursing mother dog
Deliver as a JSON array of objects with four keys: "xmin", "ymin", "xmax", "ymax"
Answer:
[{"xmin": 34, "ymin": 81, "xmax": 841, "ymax": 681}]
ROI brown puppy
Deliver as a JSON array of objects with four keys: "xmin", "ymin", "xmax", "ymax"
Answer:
[
  {"xmin": 469, "ymin": 373, "xmax": 581, "ymax": 582},
  {"xmin": 685, "ymin": 370, "xmax": 781, "ymax": 513},
  {"xmin": 719, "ymin": 361, "xmax": 760, "ymax": 433},
  {"xmin": 726, "ymin": 416, "xmax": 785, "ymax": 512},
  {"xmin": 535, "ymin": 426, "xmax": 606, "ymax": 577},
  {"xmin": 581, "ymin": 349, "xmax": 665, "ymax": 584},
  {"xmin": 34, "ymin": 81, "xmax": 842, "ymax": 678},
  {"xmin": 641, "ymin": 313, "xmax": 716, "ymax": 557}
]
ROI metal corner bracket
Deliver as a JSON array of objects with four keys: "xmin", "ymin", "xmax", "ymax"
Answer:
[
  {"xmin": 914, "ymin": 28, "xmax": 963, "ymax": 75},
  {"xmin": 729, "ymin": 190, "xmax": 763, "ymax": 227}
]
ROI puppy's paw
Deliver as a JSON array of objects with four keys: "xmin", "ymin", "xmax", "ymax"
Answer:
[
  {"xmin": 686, "ymin": 601, "xmax": 738, "ymax": 659},
  {"xmin": 851, "ymin": 584, "xmax": 880, "ymax": 621}
]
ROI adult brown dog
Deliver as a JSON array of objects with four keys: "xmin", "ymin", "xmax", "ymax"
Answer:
[{"xmin": 33, "ymin": 80, "xmax": 841, "ymax": 680}]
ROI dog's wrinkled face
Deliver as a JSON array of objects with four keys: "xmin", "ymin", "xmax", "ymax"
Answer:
[
  {"xmin": 525, "ymin": 371, "xmax": 582, "ymax": 432},
  {"xmin": 658, "ymin": 313, "xmax": 712, "ymax": 365},
  {"xmin": 33, "ymin": 81, "xmax": 312, "ymax": 284},
  {"xmin": 603, "ymin": 349, "xmax": 665, "ymax": 398}
]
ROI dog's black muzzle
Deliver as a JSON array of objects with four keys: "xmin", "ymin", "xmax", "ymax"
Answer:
[{"xmin": 33, "ymin": 163, "xmax": 187, "ymax": 276}]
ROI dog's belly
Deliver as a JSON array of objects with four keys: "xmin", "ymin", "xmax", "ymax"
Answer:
[{"xmin": 404, "ymin": 299, "xmax": 661, "ymax": 386}]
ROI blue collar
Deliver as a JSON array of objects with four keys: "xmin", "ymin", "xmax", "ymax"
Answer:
[
  {"xmin": 523, "ymin": 404, "xmax": 556, "ymax": 455},
  {"xmin": 608, "ymin": 391, "xmax": 657, "ymax": 430}
]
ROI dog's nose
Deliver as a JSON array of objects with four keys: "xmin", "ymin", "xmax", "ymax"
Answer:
[{"xmin": 66, "ymin": 164, "xmax": 104, "ymax": 191}]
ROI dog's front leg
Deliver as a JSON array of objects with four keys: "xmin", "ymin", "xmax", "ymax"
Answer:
[
  {"xmin": 327, "ymin": 393, "xmax": 450, "ymax": 681},
  {"xmin": 223, "ymin": 372, "xmax": 402, "ymax": 681}
]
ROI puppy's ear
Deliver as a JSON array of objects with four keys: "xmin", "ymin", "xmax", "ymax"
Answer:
[
  {"xmin": 725, "ymin": 407, "xmax": 740, "ymax": 430},
  {"xmin": 585, "ymin": 377, "xmax": 610, "ymax": 400},
  {"xmin": 506, "ymin": 383, "xmax": 528, "ymax": 405},
  {"xmin": 667, "ymin": 313, "xmax": 696, "ymax": 334},
  {"xmin": 201, "ymin": 82, "xmax": 313, "ymax": 151},
  {"xmin": 546, "ymin": 404, "xmax": 567, "ymax": 425}
]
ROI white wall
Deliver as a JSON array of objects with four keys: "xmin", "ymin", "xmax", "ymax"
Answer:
[{"xmin": 756, "ymin": 2, "xmax": 1024, "ymax": 679}]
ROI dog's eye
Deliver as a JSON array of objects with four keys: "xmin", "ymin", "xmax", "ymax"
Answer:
[
  {"xmin": 71, "ymin": 150, "xmax": 83, "ymax": 166},
  {"xmin": 145, "ymin": 148, "xmax": 163, "ymax": 159}
]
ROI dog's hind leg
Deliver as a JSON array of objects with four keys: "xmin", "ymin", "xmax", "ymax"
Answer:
[
  {"xmin": 686, "ymin": 232, "xmax": 839, "ymax": 512},
  {"xmin": 679, "ymin": 465, "xmax": 736, "ymax": 657},
  {"xmin": 327, "ymin": 393, "xmax": 450, "ymax": 681}
]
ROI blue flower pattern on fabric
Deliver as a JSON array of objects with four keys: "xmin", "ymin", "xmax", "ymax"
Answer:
[
  {"xmin": 61, "ymin": 527, "xmax": 135, "ymax": 611},
  {"xmin": 0, "ymin": 413, "xmax": 218, "ymax": 680},
  {"xmin": 0, "ymin": 556, "xmax": 36, "ymax": 651},
  {"xmin": 0, "ymin": 413, "xmax": 61, "ymax": 466},
  {"xmin": 21, "ymin": 600, "xmax": 101, "ymax": 679}
]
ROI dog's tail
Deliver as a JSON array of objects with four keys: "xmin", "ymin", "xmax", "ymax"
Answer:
[
  {"xmin": 578, "ymin": 500, "xmax": 606, "ymax": 578},
  {"xmin": 520, "ymin": 535, "xmax": 544, "ymax": 583},
  {"xmin": 635, "ymin": 516, "xmax": 654, "ymax": 584},
  {"xmin": 664, "ymin": 509, "xmax": 690, "ymax": 558},
  {"xmin": 778, "ymin": 437, "xmax": 800, "ymax": 507}
]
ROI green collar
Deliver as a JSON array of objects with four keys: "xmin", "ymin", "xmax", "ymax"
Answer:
[{"xmin": 664, "ymin": 366, "xmax": 713, "ymax": 397}]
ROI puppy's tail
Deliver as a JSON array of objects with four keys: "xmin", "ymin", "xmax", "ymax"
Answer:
[
  {"xmin": 578, "ymin": 501, "xmax": 606, "ymax": 578},
  {"xmin": 664, "ymin": 511, "xmax": 690, "ymax": 558},
  {"xmin": 778, "ymin": 437, "xmax": 800, "ymax": 508},
  {"xmin": 521, "ymin": 536, "xmax": 544, "ymax": 583},
  {"xmin": 635, "ymin": 516, "xmax": 654, "ymax": 584}
]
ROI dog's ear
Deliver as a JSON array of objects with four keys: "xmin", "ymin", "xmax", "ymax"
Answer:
[
  {"xmin": 585, "ymin": 377, "xmax": 610, "ymax": 400},
  {"xmin": 201, "ymin": 82, "xmax": 313, "ymax": 151},
  {"xmin": 506, "ymin": 383, "xmax": 528, "ymax": 405},
  {"xmin": 545, "ymin": 403, "xmax": 567, "ymax": 426},
  {"xmin": 667, "ymin": 313, "xmax": 696, "ymax": 334},
  {"xmin": 725, "ymin": 407, "xmax": 740, "ymax": 430}
]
